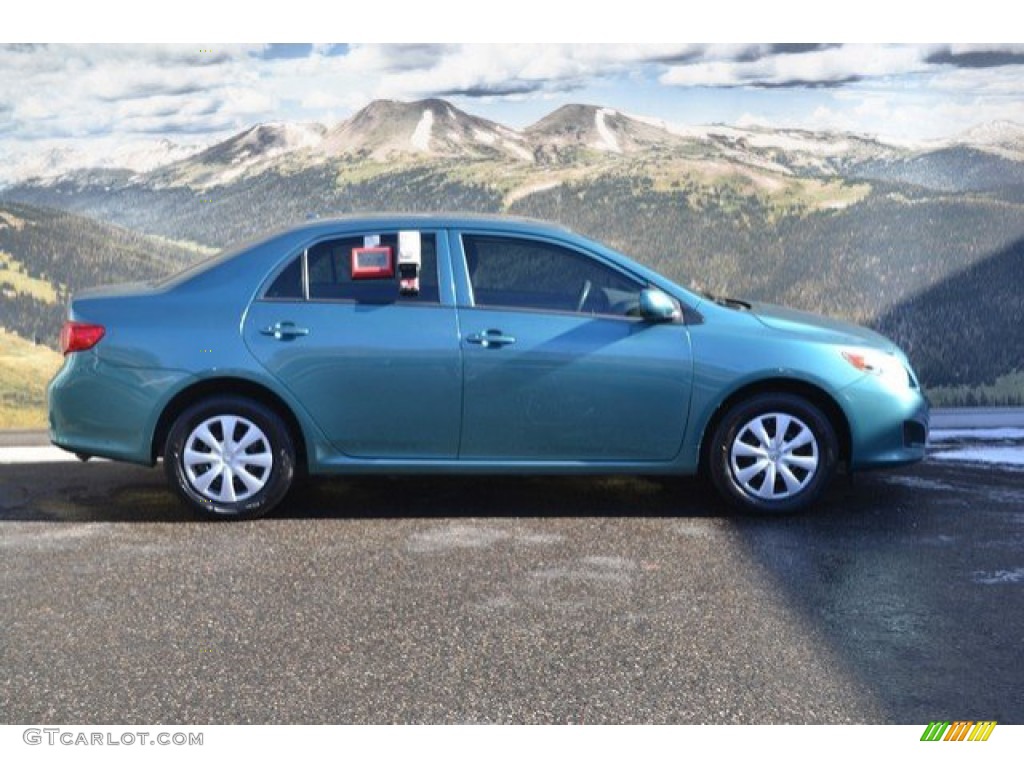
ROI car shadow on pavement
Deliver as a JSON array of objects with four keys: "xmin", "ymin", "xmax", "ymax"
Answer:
[
  {"xmin": 726, "ymin": 460, "xmax": 1024, "ymax": 724},
  {"xmin": 279, "ymin": 474, "xmax": 726, "ymax": 521},
  {"xmin": 4, "ymin": 459, "xmax": 967, "ymax": 526},
  {"xmin": 1, "ymin": 461, "xmax": 727, "ymax": 522}
]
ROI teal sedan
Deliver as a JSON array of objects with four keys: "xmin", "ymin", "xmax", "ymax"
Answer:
[{"xmin": 48, "ymin": 214, "xmax": 928, "ymax": 519}]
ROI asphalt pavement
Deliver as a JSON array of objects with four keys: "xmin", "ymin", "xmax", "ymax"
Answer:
[{"xmin": 2, "ymin": 450, "xmax": 1022, "ymax": 724}]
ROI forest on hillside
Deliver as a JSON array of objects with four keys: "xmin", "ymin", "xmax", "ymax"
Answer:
[
  {"xmin": 0, "ymin": 202, "xmax": 193, "ymax": 345},
  {"xmin": 2, "ymin": 161, "xmax": 1022, "ymax": 403}
]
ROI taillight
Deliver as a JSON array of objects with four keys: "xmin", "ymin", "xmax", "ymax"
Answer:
[{"xmin": 60, "ymin": 321, "xmax": 105, "ymax": 355}]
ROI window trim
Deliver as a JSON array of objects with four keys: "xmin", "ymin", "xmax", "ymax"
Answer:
[
  {"xmin": 458, "ymin": 231, "xmax": 650, "ymax": 320},
  {"xmin": 301, "ymin": 247, "xmax": 310, "ymax": 301}
]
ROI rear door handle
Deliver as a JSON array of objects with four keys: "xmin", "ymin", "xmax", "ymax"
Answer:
[
  {"xmin": 260, "ymin": 321, "xmax": 310, "ymax": 340},
  {"xmin": 466, "ymin": 329, "xmax": 516, "ymax": 349}
]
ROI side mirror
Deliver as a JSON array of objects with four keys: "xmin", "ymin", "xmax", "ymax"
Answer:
[{"xmin": 639, "ymin": 288, "xmax": 681, "ymax": 322}]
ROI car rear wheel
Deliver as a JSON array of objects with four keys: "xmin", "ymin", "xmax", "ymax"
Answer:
[
  {"xmin": 164, "ymin": 397, "xmax": 295, "ymax": 520},
  {"xmin": 709, "ymin": 393, "xmax": 838, "ymax": 514}
]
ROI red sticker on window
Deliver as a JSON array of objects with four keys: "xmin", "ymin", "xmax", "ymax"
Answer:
[{"xmin": 351, "ymin": 246, "xmax": 394, "ymax": 279}]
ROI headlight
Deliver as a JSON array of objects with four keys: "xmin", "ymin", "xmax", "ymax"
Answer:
[{"xmin": 841, "ymin": 348, "xmax": 910, "ymax": 389}]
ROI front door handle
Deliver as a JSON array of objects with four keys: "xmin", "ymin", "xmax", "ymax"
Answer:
[
  {"xmin": 260, "ymin": 321, "xmax": 310, "ymax": 340},
  {"xmin": 466, "ymin": 329, "xmax": 516, "ymax": 349}
]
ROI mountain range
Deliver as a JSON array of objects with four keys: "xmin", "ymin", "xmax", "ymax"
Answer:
[
  {"xmin": 7, "ymin": 98, "xmax": 1024, "ymax": 191},
  {"xmin": 1, "ymin": 97, "xmax": 1023, "ymax": 407}
]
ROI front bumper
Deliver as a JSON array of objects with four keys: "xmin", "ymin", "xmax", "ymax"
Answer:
[{"xmin": 839, "ymin": 373, "xmax": 930, "ymax": 470}]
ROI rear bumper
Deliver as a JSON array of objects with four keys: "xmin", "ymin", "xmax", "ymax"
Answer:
[{"xmin": 48, "ymin": 353, "xmax": 191, "ymax": 465}]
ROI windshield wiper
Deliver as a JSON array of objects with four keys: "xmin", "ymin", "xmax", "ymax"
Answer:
[
  {"xmin": 716, "ymin": 296, "xmax": 751, "ymax": 310},
  {"xmin": 698, "ymin": 288, "xmax": 750, "ymax": 311}
]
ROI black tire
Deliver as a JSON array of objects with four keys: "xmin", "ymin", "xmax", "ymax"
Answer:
[
  {"xmin": 164, "ymin": 396, "xmax": 295, "ymax": 520},
  {"xmin": 708, "ymin": 393, "xmax": 838, "ymax": 515}
]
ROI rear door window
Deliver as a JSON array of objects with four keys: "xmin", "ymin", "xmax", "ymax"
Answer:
[{"xmin": 265, "ymin": 231, "xmax": 439, "ymax": 303}]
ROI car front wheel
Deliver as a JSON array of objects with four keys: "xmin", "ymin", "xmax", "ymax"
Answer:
[
  {"xmin": 164, "ymin": 397, "xmax": 295, "ymax": 520},
  {"xmin": 709, "ymin": 393, "xmax": 838, "ymax": 514}
]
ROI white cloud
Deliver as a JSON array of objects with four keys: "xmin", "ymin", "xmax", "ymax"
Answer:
[
  {"xmin": 336, "ymin": 43, "xmax": 703, "ymax": 99},
  {"xmin": 300, "ymin": 90, "xmax": 349, "ymax": 111},
  {"xmin": 660, "ymin": 45, "xmax": 931, "ymax": 87},
  {"xmin": 3, "ymin": 42, "xmax": 1024, "ymax": 151},
  {"xmin": 929, "ymin": 64, "xmax": 1024, "ymax": 94},
  {"xmin": 220, "ymin": 87, "xmax": 277, "ymax": 116},
  {"xmin": 809, "ymin": 93, "xmax": 1024, "ymax": 141},
  {"xmin": 0, "ymin": 43, "xmax": 710, "ymax": 144},
  {"xmin": 13, "ymin": 95, "xmax": 57, "ymax": 122},
  {"xmin": 0, "ymin": 44, "xmax": 274, "ymax": 139}
]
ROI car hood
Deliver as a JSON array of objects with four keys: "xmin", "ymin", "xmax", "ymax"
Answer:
[{"xmin": 748, "ymin": 301, "xmax": 896, "ymax": 351}]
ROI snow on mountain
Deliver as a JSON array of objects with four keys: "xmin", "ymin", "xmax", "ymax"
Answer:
[
  {"xmin": 151, "ymin": 122, "xmax": 328, "ymax": 188},
  {"xmin": 7, "ymin": 100, "xmax": 1023, "ymax": 195},
  {"xmin": 321, "ymin": 98, "xmax": 532, "ymax": 161},
  {"xmin": 410, "ymin": 109, "xmax": 434, "ymax": 152},
  {"xmin": 0, "ymin": 146, "xmax": 81, "ymax": 186},
  {"xmin": 658, "ymin": 120, "xmax": 906, "ymax": 175},
  {"xmin": 524, "ymin": 104, "xmax": 855, "ymax": 180},
  {"xmin": 111, "ymin": 138, "xmax": 210, "ymax": 174},
  {"xmin": 525, "ymin": 104, "xmax": 682, "ymax": 157},
  {"xmin": 0, "ymin": 137, "xmax": 205, "ymax": 187},
  {"xmin": 223, "ymin": 122, "xmax": 326, "ymax": 160},
  {"xmin": 593, "ymin": 108, "xmax": 622, "ymax": 153},
  {"xmin": 956, "ymin": 120, "xmax": 1024, "ymax": 161}
]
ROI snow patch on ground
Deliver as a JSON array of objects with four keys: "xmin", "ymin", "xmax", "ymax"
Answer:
[
  {"xmin": 411, "ymin": 109, "xmax": 434, "ymax": 151},
  {"xmin": 930, "ymin": 428, "xmax": 1024, "ymax": 441},
  {"xmin": 0, "ymin": 446, "xmax": 108, "ymax": 464},
  {"xmin": 882, "ymin": 475, "xmax": 957, "ymax": 491},
  {"xmin": 930, "ymin": 447, "xmax": 1024, "ymax": 467},
  {"xmin": 594, "ymin": 108, "xmax": 621, "ymax": 153},
  {"xmin": 928, "ymin": 425, "xmax": 1024, "ymax": 467},
  {"xmin": 973, "ymin": 567, "xmax": 1024, "ymax": 585}
]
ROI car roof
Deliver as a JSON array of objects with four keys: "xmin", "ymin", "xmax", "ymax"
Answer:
[
  {"xmin": 157, "ymin": 213, "xmax": 589, "ymax": 291},
  {"xmin": 263, "ymin": 212, "xmax": 579, "ymax": 242}
]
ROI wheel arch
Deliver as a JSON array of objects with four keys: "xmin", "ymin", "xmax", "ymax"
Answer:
[
  {"xmin": 697, "ymin": 377, "xmax": 852, "ymax": 473},
  {"xmin": 152, "ymin": 377, "xmax": 308, "ymax": 472}
]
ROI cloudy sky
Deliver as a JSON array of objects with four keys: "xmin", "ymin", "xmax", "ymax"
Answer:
[{"xmin": 3, "ymin": 42, "xmax": 1024, "ymax": 168}]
